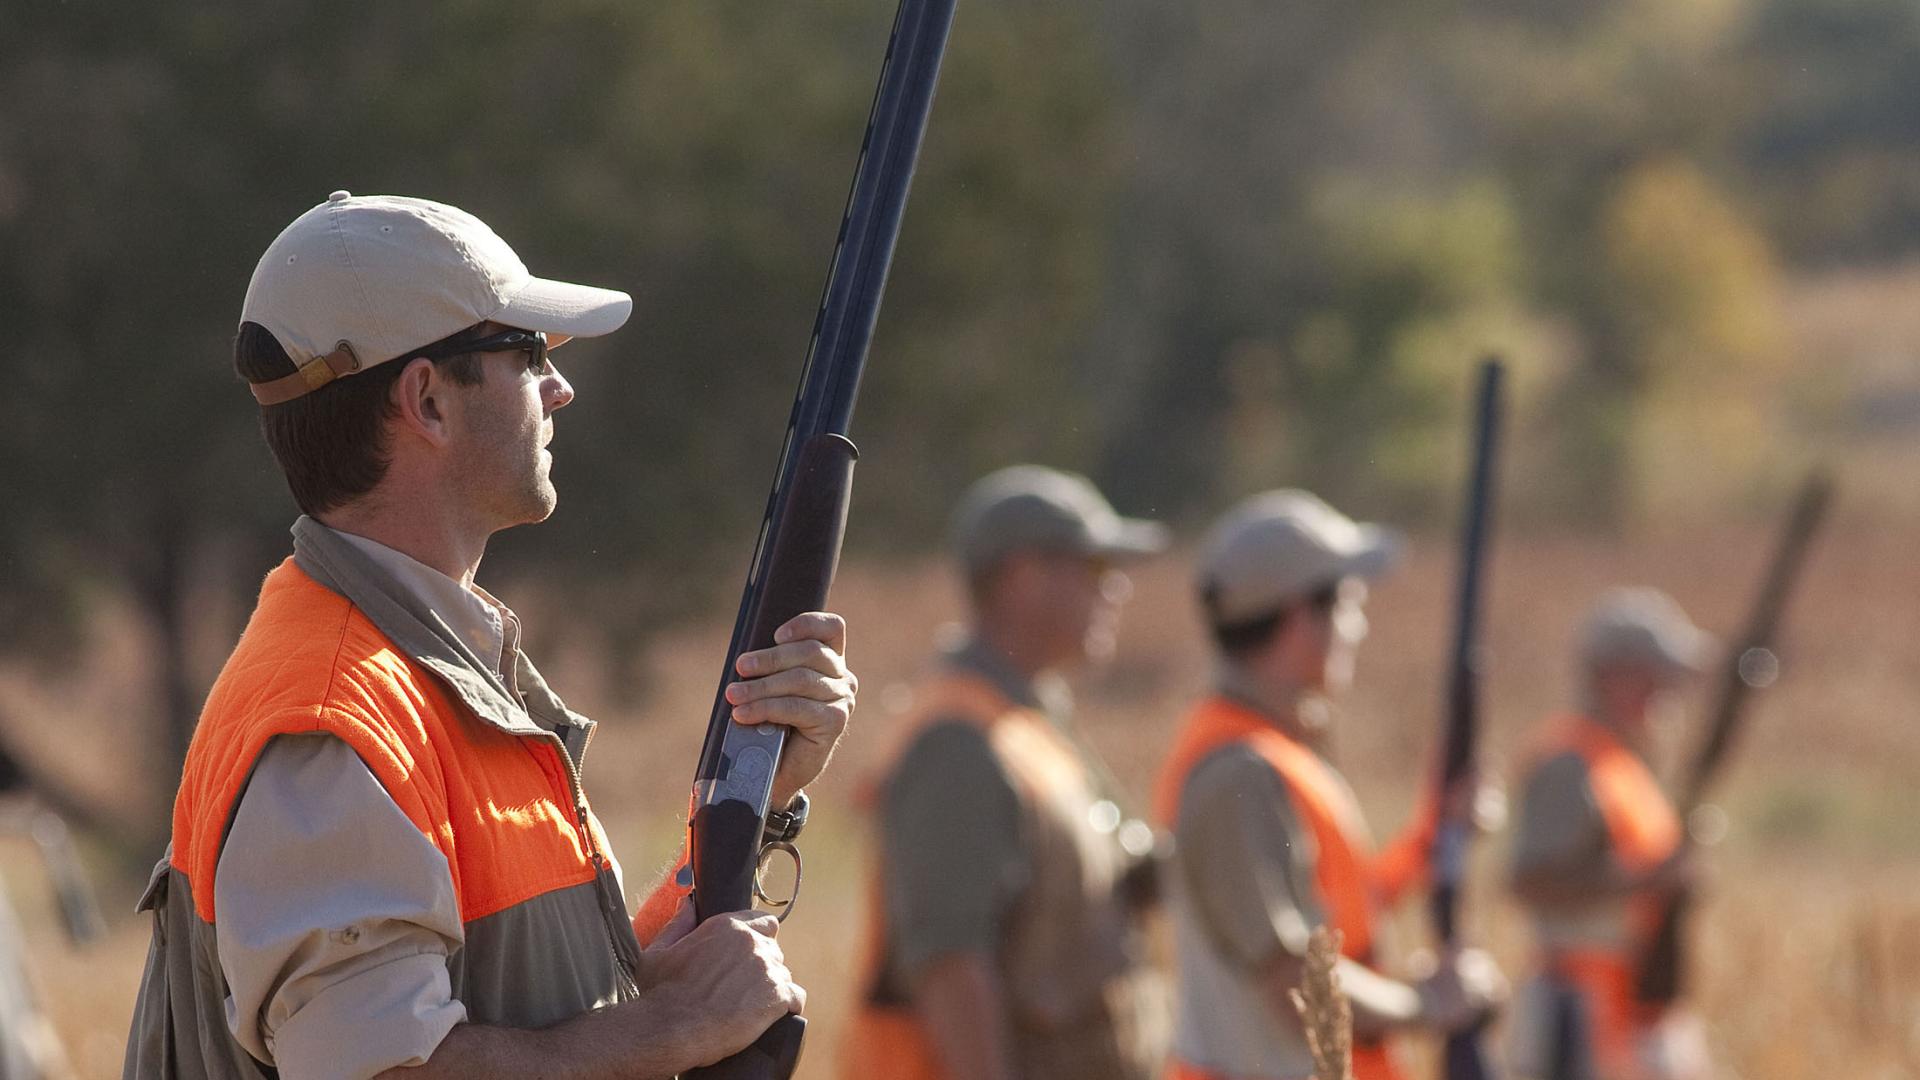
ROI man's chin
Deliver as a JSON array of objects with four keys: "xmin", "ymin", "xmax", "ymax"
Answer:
[
  {"xmin": 531, "ymin": 490, "xmax": 559, "ymax": 523},
  {"xmin": 504, "ymin": 485, "xmax": 560, "ymax": 528}
]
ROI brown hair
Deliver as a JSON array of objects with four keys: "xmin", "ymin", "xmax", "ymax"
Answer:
[
  {"xmin": 1204, "ymin": 580, "xmax": 1341, "ymax": 659},
  {"xmin": 235, "ymin": 322, "xmax": 488, "ymax": 515}
]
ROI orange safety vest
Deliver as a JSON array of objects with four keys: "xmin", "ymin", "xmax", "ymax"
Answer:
[
  {"xmin": 174, "ymin": 560, "xmax": 622, "ymax": 928},
  {"xmin": 1527, "ymin": 716, "xmax": 1683, "ymax": 1077},
  {"xmin": 840, "ymin": 672, "xmax": 1150, "ymax": 1080},
  {"xmin": 129, "ymin": 556, "xmax": 681, "ymax": 1079},
  {"xmin": 1153, "ymin": 695, "xmax": 1405, "ymax": 1080}
]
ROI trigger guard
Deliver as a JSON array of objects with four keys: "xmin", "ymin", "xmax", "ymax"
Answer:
[{"xmin": 753, "ymin": 840, "xmax": 803, "ymax": 922}]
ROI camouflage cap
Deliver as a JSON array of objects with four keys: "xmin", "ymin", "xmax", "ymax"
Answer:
[
  {"xmin": 1580, "ymin": 587, "xmax": 1717, "ymax": 681},
  {"xmin": 953, "ymin": 465, "xmax": 1168, "ymax": 574},
  {"xmin": 1197, "ymin": 489, "xmax": 1402, "ymax": 624}
]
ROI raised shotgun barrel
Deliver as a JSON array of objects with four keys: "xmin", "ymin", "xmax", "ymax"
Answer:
[
  {"xmin": 681, "ymin": 1, "xmax": 959, "ymax": 1076},
  {"xmin": 1432, "ymin": 358, "xmax": 1505, "ymax": 1080},
  {"xmin": 1633, "ymin": 470, "xmax": 1833, "ymax": 1007}
]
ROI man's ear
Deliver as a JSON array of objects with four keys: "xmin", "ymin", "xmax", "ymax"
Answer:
[{"xmin": 390, "ymin": 357, "xmax": 454, "ymax": 447}]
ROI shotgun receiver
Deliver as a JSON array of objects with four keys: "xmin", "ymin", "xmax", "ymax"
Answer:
[
  {"xmin": 682, "ymin": 1, "xmax": 958, "ymax": 1076},
  {"xmin": 1432, "ymin": 358, "xmax": 1504, "ymax": 1080},
  {"xmin": 1633, "ymin": 470, "xmax": 1833, "ymax": 1006}
]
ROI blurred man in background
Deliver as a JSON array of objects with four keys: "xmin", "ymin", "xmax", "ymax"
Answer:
[
  {"xmin": 1155, "ymin": 490, "xmax": 1503, "ymax": 1080},
  {"xmin": 840, "ymin": 464, "xmax": 1169, "ymax": 1080},
  {"xmin": 1507, "ymin": 588, "xmax": 1714, "ymax": 1080},
  {"xmin": 0, "ymin": 880, "xmax": 62, "ymax": 1080},
  {"xmin": 0, "ymin": 742, "xmax": 76, "ymax": 1080},
  {"xmin": 123, "ymin": 192, "xmax": 857, "ymax": 1079}
]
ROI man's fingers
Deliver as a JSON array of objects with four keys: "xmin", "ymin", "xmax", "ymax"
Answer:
[
  {"xmin": 736, "ymin": 638, "xmax": 849, "ymax": 681},
  {"xmin": 772, "ymin": 611, "xmax": 846, "ymax": 654},
  {"xmin": 733, "ymin": 696, "xmax": 853, "ymax": 740},
  {"xmin": 727, "ymin": 666, "xmax": 854, "ymax": 707}
]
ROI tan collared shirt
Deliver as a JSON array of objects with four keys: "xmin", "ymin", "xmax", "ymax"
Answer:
[
  {"xmin": 876, "ymin": 638, "xmax": 1048, "ymax": 981},
  {"xmin": 332, "ymin": 531, "xmax": 524, "ymax": 698},
  {"xmin": 1165, "ymin": 665, "xmax": 1350, "ymax": 1079}
]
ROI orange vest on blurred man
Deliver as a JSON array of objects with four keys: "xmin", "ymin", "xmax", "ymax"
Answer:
[
  {"xmin": 1514, "ymin": 716, "xmax": 1686, "ymax": 1080},
  {"xmin": 840, "ymin": 670, "xmax": 1161, "ymax": 1080},
  {"xmin": 1154, "ymin": 695, "xmax": 1409, "ymax": 1080}
]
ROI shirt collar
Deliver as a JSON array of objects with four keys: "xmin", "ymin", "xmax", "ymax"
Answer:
[
  {"xmin": 944, "ymin": 634, "xmax": 1074, "ymax": 724},
  {"xmin": 329, "ymin": 528, "xmax": 521, "ymax": 684},
  {"xmin": 1212, "ymin": 659, "xmax": 1326, "ymax": 745}
]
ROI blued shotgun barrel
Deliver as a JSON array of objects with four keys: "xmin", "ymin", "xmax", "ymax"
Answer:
[
  {"xmin": 1633, "ymin": 471, "xmax": 1833, "ymax": 1007},
  {"xmin": 1433, "ymin": 359, "xmax": 1504, "ymax": 1080},
  {"xmin": 682, "ymin": 0, "xmax": 958, "ymax": 1076}
]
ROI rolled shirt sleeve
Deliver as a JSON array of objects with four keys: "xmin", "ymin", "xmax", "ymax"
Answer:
[
  {"xmin": 214, "ymin": 733, "xmax": 468, "ymax": 1080},
  {"xmin": 879, "ymin": 720, "xmax": 1028, "ymax": 979},
  {"xmin": 1174, "ymin": 746, "xmax": 1322, "ymax": 969}
]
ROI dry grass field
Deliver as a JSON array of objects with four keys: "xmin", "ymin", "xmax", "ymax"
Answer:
[{"xmin": 4, "ymin": 506, "xmax": 1916, "ymax": 1079}]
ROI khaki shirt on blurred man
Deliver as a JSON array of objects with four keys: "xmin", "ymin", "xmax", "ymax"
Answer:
[
  {"xmin": 839, "ymin": 465, "xmax": 1169, "ymax": 1080},
  {"xmin": 1507, "ymin": 588, "xmax": 1715, "ymax": 1080},
  {"xmin": 1155, "ymin": 490, "xmax": 1505, "ymax": 1080}
]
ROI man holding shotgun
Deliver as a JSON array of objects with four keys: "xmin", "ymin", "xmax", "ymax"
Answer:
[
  {"xmin": 1155, "ymin": 490, "xmax": 1503, "ymax": 1080},
  {"xmin": 123, "ymin": 192, "xmax": 856, "ymax": 1080},
  {"xmin": 1507, "ymin": 588, "xmax": 1713, "ymax": 1080},
  {"xmin": 842, "ymin": 465, "xmax": 1169, "ymax": 1080}
]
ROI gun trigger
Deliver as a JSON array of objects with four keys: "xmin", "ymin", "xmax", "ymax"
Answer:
[{"xmin": 753, "ymin": 840, "xmax": 803, "ymax": 922}]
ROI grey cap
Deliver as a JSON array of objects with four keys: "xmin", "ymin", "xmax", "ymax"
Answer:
[
  {"xmin": 1197, "ymin": 489, "xmax": 1403, "ymax": 624},
  {"xmin": 953, "ymin": 465, "xmax": 1168, "ymax": 574},
  {"xmin": 1580, "ymin": 587, "xmax": 1717, "ymax": 681}
]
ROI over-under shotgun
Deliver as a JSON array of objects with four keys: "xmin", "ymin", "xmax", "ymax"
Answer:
[
  {"xmin": 681, "ymin": 1, "xmax": 959, "ymax": 1077},
  {"xmin": 1433, "ymin": 358, "xmax": 1505, "ymax": 1080},
  {"xmin": 1633, "ymin": 471, "xmax": 1834, "ymax": 1006}
]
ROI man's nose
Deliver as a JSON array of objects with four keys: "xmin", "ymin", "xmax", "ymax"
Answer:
[{"xmin": 544, "ymin": 366, "xmax": 576, "ymax": 413}]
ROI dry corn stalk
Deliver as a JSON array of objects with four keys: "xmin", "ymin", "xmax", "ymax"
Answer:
[{"xmin": 1290, "ymin": 927, "xmax": 1353, "ymax": 1080}]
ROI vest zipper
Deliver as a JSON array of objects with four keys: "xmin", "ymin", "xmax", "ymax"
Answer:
[{"xmin": 538, "ymin": 726, "xmax": 643, "ymax": 1000}]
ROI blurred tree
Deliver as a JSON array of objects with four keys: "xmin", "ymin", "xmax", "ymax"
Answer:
[
  {"xmin": 1598, "ymin": 159, "xmax": 1791, "ymax": 513},
  {"xmin": 0, "ymin": 0, "xmax": 1114, "ymax": 796},
  {"xmin": 1084, "ymin": 0, "xmax": 1542, "ymax": 524},
  {"xmin": 1744, "ymin": 0, "xmax": 1920, "ymax": 262},
  {"xmin": 1446, "ymin": 0, "xmax": 1788, "ymax": 522},
  {"xmin": 0, "ymin": 0, "xmax": 1913, "ymax": 821}
]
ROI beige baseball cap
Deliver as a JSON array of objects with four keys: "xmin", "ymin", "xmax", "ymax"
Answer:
[
  {"xmin": 1197, "ymin": 489, "xmax": 1402, "ymax": 624},
  {"xmin": 240, "ymin": 191, "xmax": 633, "ymax": 405},
  {"xmin": 1580, "ymin": 587, "xmax": 1716, "ymax": 681},
  {"xmin": 953, "ymin": 465, "xmax": 1168, "ymax": 574}
]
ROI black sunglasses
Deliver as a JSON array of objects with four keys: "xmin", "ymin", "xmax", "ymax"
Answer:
[{"xmin": 412, "ymin": 328, "xmax": 549, "ymax": 374}]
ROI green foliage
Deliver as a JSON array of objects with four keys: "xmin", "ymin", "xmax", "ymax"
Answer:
[
  {"xmin": 1, "ymin": 0, "xmax": 1913, "ymax": 707},
  {"xmin": 0, "ymin": 0, "xmax": 1110, "ymax": 573},
  {"xmin": 1745, "ymin": 0, "xmax": 1920, "ymax": 261},
  {"xmin": 0, "ymin": 0, "xmax": 1114, "ymax": 743}
]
